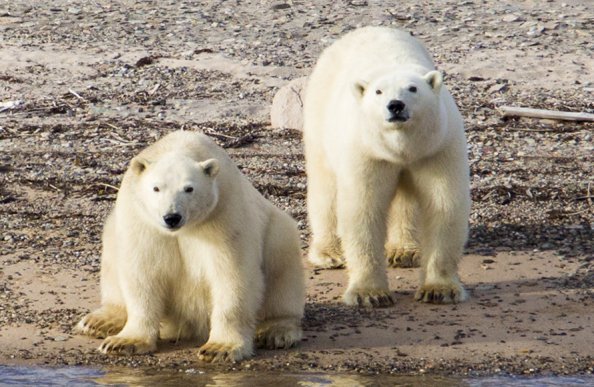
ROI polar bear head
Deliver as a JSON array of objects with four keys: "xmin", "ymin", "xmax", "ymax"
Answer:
[
  {"xmin": 130, "ymin": 152, "xmax": 220, "ymax": 232},
  {"xmin": 353, "ymin": 70, "xmax": 443, "ymax": 128}
]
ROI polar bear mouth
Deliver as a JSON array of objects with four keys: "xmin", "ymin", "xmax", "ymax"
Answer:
[
  {"xmin": 387, "ymin": 112, "xmax": 410, "ymax": 123},
  {"xmin": 164, "ymin": 224, "xmax": 183, "ymax": 231}
]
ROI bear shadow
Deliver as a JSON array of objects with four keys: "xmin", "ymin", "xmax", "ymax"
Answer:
[
  {"xmin": 466, "ymin": 223, "xmax": 592, "ymax": 257},
  {"xmin": 297, "ymin": 269, "xmax": 592, "ymax": 352}
]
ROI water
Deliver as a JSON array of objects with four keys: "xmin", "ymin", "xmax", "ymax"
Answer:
[
  {"xmin": 0, "ymin": 365, "xmax": 593, "ymax": 386},
  {"xmin": 0, "ymin": 365, "xmax": 103, "ymax": 386}
]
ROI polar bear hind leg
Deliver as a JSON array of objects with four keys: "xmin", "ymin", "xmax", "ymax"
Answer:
[
  {"xmin": 256, "ymin": 212, "xmax": 305, "ymax": 349},
  {"xmin": 386, "ymin": 170, "xmax": 421, "ymax": 268},
  {"xmin": 75, "ymin": 214, "xmax": 129, "ymax": 339},
  {"xmin": 305, "ymin": 145, "xmax": 345, "ymax": 269}
]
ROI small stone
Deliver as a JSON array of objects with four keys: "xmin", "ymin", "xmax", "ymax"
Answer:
[
  {"xmin": 502, "ymin": 14, "xmax": 524, "ymax": 23},
  {"xmin": 271, "ymin": 3, "xmax": 291, "ymax": 10},
  {"xmin": 487, "ymin": 83, "xmax": 508, "ymax": 94},
  {"xmin": 527, "ymin": 25, "xmax": 545, "ymax": 36}
]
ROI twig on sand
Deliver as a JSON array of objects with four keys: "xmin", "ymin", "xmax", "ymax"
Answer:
[
  {"xmin": 499, "ymin": 106, "xmax": 594, "ymax": 122},
  {"xmin": 203, "ymin": 129, "xmax": 238, "ymax": 140},
  {"xmin": 148, "ymin": 83, "xmax": 161, "ymax": 96},
  {"xmin": 105, "ymin": 123, "xmax": 138, "ymax": 145},
  {"xmin": 96, "ymin": 182, "xmax": 120, "ymax": 192},
  {"xmin": 105, "ymin": 122, "xmax": 122, "ymax": 131},
  {"xmin": 565, "ymin": 208, "xmax": 593, "ymax": 215},
  {"xmin": 203, "ymin": 130, "xmax": 257, "ymax": 148},
  {"xmin": 68, "ymin": 89, "xmax": 87, "ymax": 102}
]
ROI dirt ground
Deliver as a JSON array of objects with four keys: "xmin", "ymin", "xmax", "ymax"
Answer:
[{"xmin": 0, "ymin": 0, "xmax": 593, "ymax": 377}]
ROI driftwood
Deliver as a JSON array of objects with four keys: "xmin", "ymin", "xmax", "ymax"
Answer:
[{"xmin": 499, "ymin": 106, "xmax": 594, "ymax": 122}]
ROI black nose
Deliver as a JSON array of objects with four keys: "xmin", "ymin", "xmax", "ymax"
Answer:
[
  {"xmin": 387, "ymin": 100, "xmax": 405, "ymax": 114},
  {"xmin": 163, "ymin": 213, "xmax": 182, "ymax": 228}
]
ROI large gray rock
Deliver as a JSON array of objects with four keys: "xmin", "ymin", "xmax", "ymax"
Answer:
[{"xmin": 270, "ymin": 76, "xmax": 307, "ymax": 130}]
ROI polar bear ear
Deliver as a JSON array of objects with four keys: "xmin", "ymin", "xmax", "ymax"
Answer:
[
  {"xmin": 352, "ymin": 80, "xmax": 368, "ymax": 100},
  {"xmin": 131, "ymin": 157, "xmax": 151, "ymax": 175},
  {"xmin": 424, "ymin": 71, "xmax": 443, "ymax": 92},
  {"xmin": 200, "ymin": 158, "xmax": 219, "ymax": 177}
]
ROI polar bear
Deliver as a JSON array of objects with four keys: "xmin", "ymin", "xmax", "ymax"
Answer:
[
  {"xmin": 75, "ymin": 131, "xmax": 305, "ymax": 362},
  {"xmin": 303, "ymin": 27, "xmax": 470, "ymax": 307}
]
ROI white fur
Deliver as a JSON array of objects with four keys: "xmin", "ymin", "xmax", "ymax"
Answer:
[
  {"xmin": 303, "ymin": 27, "xmax": 470, "ymax": 306},
  {"xmin": 76, "ymin": 131, "xmax": 305, "ymax": 362}
]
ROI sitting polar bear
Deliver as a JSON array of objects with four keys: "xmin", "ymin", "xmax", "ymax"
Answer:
[
  {"xmin": 76, "ymin": 131, "xmax": 305, "ymax": 362},
  {"xmin": 303, "ymin": 26, "xmax": 470, "ymax": 307}
]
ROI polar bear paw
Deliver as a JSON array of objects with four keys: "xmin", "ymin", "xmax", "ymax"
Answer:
[
  {"xmin": 255, "ymin": 318, "xmax": 302, "ymax": 349},
  {"xmin": 308, "ymin": 253, "xmax": 345, "ymax": 269},
  {"xmin": 343, "ymin": 287, "xmax": 394, "ymax": 308},
  {"xmin": 74, "ymin": 308, "xmax": 126, "ymax": 339},
  {"xmin": 387, "ymin": 247, "xmax": 421, "ymax": 268},
  {"xmin": 197, "ymin": 341, "xmax": 251, "ymax": 363},
  {"xmin": 98, "ymin": 335, "xmax": 156, "ymax": 355},
  {"xmin": 415, "ymin": 282, "xmax": 467, "ymax": 304}
]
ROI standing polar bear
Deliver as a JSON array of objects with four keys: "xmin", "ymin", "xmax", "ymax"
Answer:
[
  {"xmin": 303, "ymin": 27, "xmax": 470, "ymax": 307},
  {"xmin": 76, "ymin": 131, "xmax": 305, "ymax": 362}
]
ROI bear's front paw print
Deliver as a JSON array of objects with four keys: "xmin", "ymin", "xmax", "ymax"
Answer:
[
  {"xmin": 387, "ymin": 247, "xmax": 421, "ymax": 268},
  {"xmin": 415, "ymin": 282, "xmax": 467, "ymax": 304},
  {"xmin": 197, "ymin": 342, "xmax": 251, "ymax": 363},
  {"xmin": 343, "ymin": 288, "xmax": 394, "ymax": 308},
  {"xmin": 98, "ymin": 336, "xmax": 156, "ymax": 355}
]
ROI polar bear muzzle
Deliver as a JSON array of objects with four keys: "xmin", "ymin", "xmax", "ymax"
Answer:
[{"xmin": 386, "ymin": 99, "xmax": 409, "ymax": 122}]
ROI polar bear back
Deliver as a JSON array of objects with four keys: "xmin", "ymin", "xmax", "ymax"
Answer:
[{"xmin": 317, "ymin": 27, "xmax": 435, "ymax": 83}]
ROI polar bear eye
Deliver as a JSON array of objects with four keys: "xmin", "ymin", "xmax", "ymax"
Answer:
[
  {"xmin": 153, "ymin": 186, "xmax": 160, "ymax": 192},
  {"xmin": 375, "ymin": 89, "xmax": 382, "ymax": 95},
  {"xmin": 184, "ymin": 186, "xmax": 194, "ymax": 193},
  {"xmin": 408, "ymin": 86, "xmax": 417, "ymax": 93}
]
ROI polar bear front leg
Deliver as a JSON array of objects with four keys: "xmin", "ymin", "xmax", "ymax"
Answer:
[
  {"xmin": 198, "ymin": 254, "xmax": 262, "ymax": 363},
  {"xmin": 99, "ymin": 299, "xmax": 161, "ymax": 355},
  {"xmin": 336, "ymin": 162, "xmax": 398, "ymax": 307},
  {"xmin": 413, "ymin": 157, "xmax": 470, "ymax": 304},
  {"xmin": 98, "ymin": 265, "xmax": 164, "ymax": 354}
]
